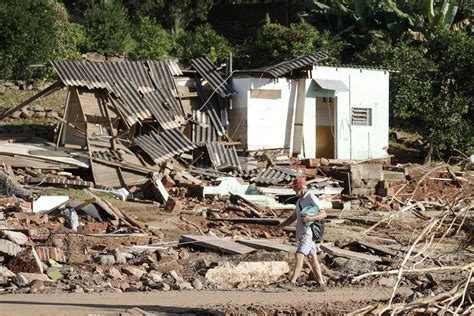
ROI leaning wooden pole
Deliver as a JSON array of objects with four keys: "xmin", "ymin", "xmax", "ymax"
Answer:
[{"xmin": 0, "ymin": 80, "xmax": 63, "ymax": 120}]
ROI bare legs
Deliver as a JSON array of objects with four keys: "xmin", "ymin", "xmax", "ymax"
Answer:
[
  {"xmin": 289, "ymin": 252, "xmax": 325, "ymax": 285},
  {"xmin": 308, "ymin": 254, "xmax": 325, "ymax": 285},
  {"xmin": 290, "ymin": 252, "xmax": 305, "ymax": 283}
]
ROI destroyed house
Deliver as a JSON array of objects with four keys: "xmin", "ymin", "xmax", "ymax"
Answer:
[
  {"xmin": 0, "ymin": 58, "xmax": 242, "ymax": 189},
  {"xmin": 229, "ymin": 55, "xmax": 391, "ymax": 160}
]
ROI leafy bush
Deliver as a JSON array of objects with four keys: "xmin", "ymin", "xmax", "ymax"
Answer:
[
  {"xmin": 0, "ymin": 0, "xmax": 57, "ymax": 79},
  {"xmin": 125, "ymin": 0, "xmax": 215, "ymax": 34},
  {"xmin": 176, "ymin": 24, "xmax": 232, "ymax": 65},
  {"xmin": 238, "ymin": 18, "xmax": 344, "ymax": 68},
  {"xmin": 356, "ymin": 29, "xmax": 474, "ymax": 159},
  {"xmin": 83, "ymin": 0, "xmax": 133, "ymax": 56},
  {"xmin": 129, "ymin": 17, "xmax": 172, "ymax": 60},
  {"xmin": 51, "ymin": 2, "xmax": 85, "ymax": 61}
]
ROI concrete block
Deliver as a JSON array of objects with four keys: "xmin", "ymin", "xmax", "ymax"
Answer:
[
  {"xmin": 205, "ymin": 261, "xmax": 290, "ymax": 286},
  {"xmin": 0, "ymin": 239, "xmax": 21, "ymax": 256},
  {"xmin": 351, "ymin": 188, "xmax": 376, "ymax": 196},
  {"xmin": 383, "ymin": 171, "xmax": 406, "ymax": 181},
  {"xmin": 2, "ymin": 231, "xmax": 28, "ymax": 245},
  {"xmin": 351, "ymin": 164, "xmax": 383, "ymax": 181}
]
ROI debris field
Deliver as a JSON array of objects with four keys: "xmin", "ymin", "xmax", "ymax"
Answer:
[{"xmin": 0, "ymin": 57, "xmax": 472, "ymax": 314}]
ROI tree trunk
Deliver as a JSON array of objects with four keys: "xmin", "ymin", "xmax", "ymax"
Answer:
[{"xmin": 424, "ymin": 143, "xmax": 433, "ymax": 165}]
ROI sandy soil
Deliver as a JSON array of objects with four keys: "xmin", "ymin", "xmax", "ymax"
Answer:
[{"xmin": 0, "ymin": 286, "xmax": 411, "ymax": 315}]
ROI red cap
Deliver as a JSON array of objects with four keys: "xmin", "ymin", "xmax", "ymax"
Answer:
[{"xmin": 292, "ymin": 177, "xmax": 306, "ymax": 187}]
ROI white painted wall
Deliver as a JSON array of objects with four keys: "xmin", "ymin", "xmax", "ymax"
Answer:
[
  {"xmin": 230, "ymin": 77, "xmax": 297, "ymax": 151},
  {"xmin": 230, "ymin": 66, "xmax": 389, "ymax": 160},
  {"xmin": 303, "ymin": 66, "xmax": 389, "ymax": 160}
]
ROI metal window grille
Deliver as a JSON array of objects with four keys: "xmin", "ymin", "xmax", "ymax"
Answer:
[{"xmin": 351, "ymin": 107, "xmax": 372, "ymax": 126}]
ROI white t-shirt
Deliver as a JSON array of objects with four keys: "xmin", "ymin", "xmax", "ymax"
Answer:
[{"xmin": 295, "ymin": 191, "xmax": 324, "ymax": 240}]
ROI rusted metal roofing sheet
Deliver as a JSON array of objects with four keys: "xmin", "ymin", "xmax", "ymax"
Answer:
[
  {"xmin": 206, "ymin": 142, "xmax": 241, "ymax": 171},
  {"xmin": 135, "ymin": 129, "xmax": 196, "ymax": 165},
  {"xmin": 252, "ymin": 166, "xmax": 304, "ymax": 184},
  {"xmin": 190, "ymin": 57, "xmax": 235, "ymax": 98},
  {"xmin": 239, "ymin": 52, "xmax": 330, "ymax": 78},
  {"xmin": 51, "ymin": 60, "xmax": 184, "ymax": 129}
]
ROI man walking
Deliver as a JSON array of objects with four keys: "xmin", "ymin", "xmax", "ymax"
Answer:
[{"xmin": 273, "ymin": 177, "xmax": 327, "ymax": 289}]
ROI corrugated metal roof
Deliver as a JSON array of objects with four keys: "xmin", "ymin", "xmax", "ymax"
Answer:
[
  {"xmin": 314, "ymin": 62, "xmax": 397, "ymax": 73},
  {"xmin": 147, "ymin": 60, "xmax": 176, "ymax": 91},
  {"xmin": 236, "ymin": 52, "xmax": 330, "ymax": 78},
  {"xmin": 261, "ymin": 52, "xmax": 329, "ymax": 77},
  {"xmin": 206, "ymin": 143, "xmax": 241, "ymax": 171},
  {"xmin": 192, "ymin": 110, "xmax": 218, "ymax": 144},
  {"xmin": 166, "ymin": 60, "xmax": 183, "ymax": 76},
  {"xmin": 190, "ymin": 57, "xmax": 235, "ymax": 98},
  {"xmin": 252, "ymin": 166, "xmax": 304, "ymax": 184},
  {"xmin": 51, "ymin": 60, "xmax": 184, "ymax": 129},
  {"xmin": 135, "ymin": 129, "xmax": 196, "ymax": 165}
]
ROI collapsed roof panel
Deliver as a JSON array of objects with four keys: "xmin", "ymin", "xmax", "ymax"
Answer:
[
  {"xmin": 242, "ymin": 52, "xmax": 330, "ymax": 78},
  {"xmin": 206, "ymin": 142, "xmax": 242, "ymax": 171},
  {"xmin": 51, "ymin": 60, "xmax": 184, "ymax": 129},
  {"xmin": 190, "ymin": 57, "xmax": 235, "ymax": 98},
  {"xmin": 192, "ymin": 110, "xmax": 219, "ymax": 144},
  {"xmin": 252, "ymin": 166, "xmax": 304, "ymax": 184},
  {"xmin": 135, "ymin": 129, "xmax": 196, "ymax": 165},
  {"xmin": 147, "ymin": 60, "xmax": 177, "ymax": 91}
]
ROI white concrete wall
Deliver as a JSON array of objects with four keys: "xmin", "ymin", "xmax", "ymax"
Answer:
[
  {"xmin": 231, "ymin": 66, "xmax": 389, "ymax": 159},
  {"xmin": 304, "ymin": 66, "xmax": 389, "ymax": 160},
  {"xmin": 231, "ymin": 77, "xmax": 297, "ymax": 151}
]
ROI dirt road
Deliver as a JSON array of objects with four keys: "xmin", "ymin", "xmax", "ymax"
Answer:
[{"xmin": 0, "ymin": 286, "xmax": 410, "ymax": 315}]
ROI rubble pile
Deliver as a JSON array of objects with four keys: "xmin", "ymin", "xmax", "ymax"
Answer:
[{"xmin": 0, "ymin": 159, "xmax": 471, "ymax": 316}]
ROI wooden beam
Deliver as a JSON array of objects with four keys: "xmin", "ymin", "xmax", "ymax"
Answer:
[
  {"xmin": 236, "ymin": 239, "xmax": 296, "ymax": 253},
  {"xmin": 0, "ymin": 81, "xmax": 63, "ymax": 120},
  {"xmin": 180, "ymin": 235, "xmax": 256, "ymax": 255},
  {"xmin": 51, "ymin": 113, "xmax": 86, "ymax": 136}
]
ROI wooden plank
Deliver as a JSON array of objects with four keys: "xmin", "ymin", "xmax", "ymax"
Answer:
[
  {"xmin": 0, "ymin": 155, "xmax": 76, "ymax": 169},
  {"xmin": 83, "ymin": 189, "xmax": 120, "ymax": 221},
  {"xmin": 207, "ymin": 217, "xmax": 282, "ymax": 225},
  {"xmin": 356, "ymin": 240, "xmax": 399, "ymax": 257},
  {"xmin": 237, "ymin": 239, "xmax": 296, "ymax": 253},
  {"xmin": 180, "ymin": 235, "xmax": 256, "ymax": 255},
  {"xmin": 0, "ymin": 143, "xmax": 89, "ymax": 168},
  {"xmin": 320, "ymin": 244, "xmax": 382, "ymax": 262}
]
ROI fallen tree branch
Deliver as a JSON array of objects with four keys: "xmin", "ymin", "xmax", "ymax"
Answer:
[
  {"xmin": 180, "ymin": 215, "xmax": 206, "ymax": 236},
  {"xmin": 353, "ymin": 262, "xmax": 474, "ymax": 282}
]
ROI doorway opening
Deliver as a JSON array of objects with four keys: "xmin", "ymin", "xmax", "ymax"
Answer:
[{"xmin": 316, "ymin": 96, "xmax": 336, "ymax": 158}]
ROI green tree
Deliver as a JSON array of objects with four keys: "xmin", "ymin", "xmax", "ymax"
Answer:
[
  {"xmin": 0, "ymin": 0, "xmax": 57, "ymax": 79},
  {"xmin": 356, "ymin": 29, "xmax": 473, "ymax": 161},
  {"xmin": 129, "ymin": 17, "xmax": 172, "ymax": 60},
  {"xmin": 175, "ymin": 24, "xmax": 232, "ymax": 65},
  {"xmin": 239, "ymin": 18, "xmax": 344, "ymax": 68},
  {"xmin": 123, "ymin": 0, "xmax": 215, "ymax": 34},
  {"xmin": 51, "ymin": 1, "xmax": 85, "ymax": 61},
  {"xmin": 83, "ymin": 0, "xmax": 133, "ymax": 56}
]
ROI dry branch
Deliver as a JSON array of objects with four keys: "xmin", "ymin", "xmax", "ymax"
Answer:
[{"xmin": 353, "ymin": 262, "xmax": 474, "ymax": 282}]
